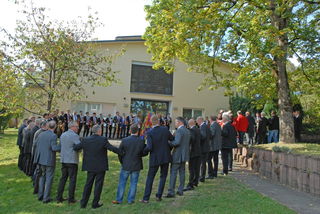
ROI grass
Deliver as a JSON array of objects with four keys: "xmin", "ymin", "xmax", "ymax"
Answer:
[
  {"xmin": 254, "ymin": 142, "xmax": 320, "ymax": 157},
  {"xmin": 0, "ymin": 128, "xmax": 296, "ymax": 214}
]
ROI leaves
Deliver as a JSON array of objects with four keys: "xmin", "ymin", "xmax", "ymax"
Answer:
[{"xmin": 0, "ymin": 1, "xmax": 122, "ymax": 113}]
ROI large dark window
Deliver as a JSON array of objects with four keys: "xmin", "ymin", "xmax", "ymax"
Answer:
[
  {"xmin": 130, "ymin": 62, "xmax": 173, "ymax": 95},
  {"xmin": 131, "ymin": 99, "xmax": 169, "ymax": 118}
]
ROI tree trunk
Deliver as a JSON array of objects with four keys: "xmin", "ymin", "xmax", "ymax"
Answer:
[
  {"xmin": 271, "ymin": 2, "xmax": 295, "ymax": 143},
  {"xmin": 47, "ymin": 93, "xmax": 53, "ymax": 112}
]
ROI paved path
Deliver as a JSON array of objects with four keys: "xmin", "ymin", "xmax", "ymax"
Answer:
[{"xmin": 231, "ymin": 163, "xmax": 320, "ymax": 214}]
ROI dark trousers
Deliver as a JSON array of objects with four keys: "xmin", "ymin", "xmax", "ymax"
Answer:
[
  {"xmin": 221, "ymin": 148, "xmax": 232, "ymax": 174},
  {"xmin": 80, "ymin": 171, "xmax": 105, "ymax": 208},
  {"xmin": 78, "ymin": 123, "xmax": 83, "ymax": 135},
  {"xmin": 143, "ymin": 163, "xmax": 169, "ymax": 201},
  {"xmin": 33, "ymin": 164, "xmax": 40, "ymax": 194},
  {"xmin": 126, "ymin": 124, "xmax": 130, "ymax": 137},
  {"xmin": 228, "ymin": 149, "xmax": 233, "ymax": 170},
  {"xmin": 200, "ymin": 152, "xmax": 208, "ymax": 180},
  {"xmin": 105, "ymin": 125, "xmax": 109, "ymax": 137},
  {"xmin": 57, "ymin": 163, "xmax": 78, "ymax": 201},
  {"xmin": 257, "ymin": 132, "xmax": 267, "ymax": 144},
  {"xmin": 18, "ymin": 146, "xmax": 24, "ymax": 171},
  {"xmin": 207, "ymin": 150, "xmax": 219, "ymax": 177},
  {"xmin": 188, "ymin": 156, "xmax": 200, "ymax": 187},
  {"xmin": 238, "ymin": 131, "xmax": 245, "ymax": 144},
  {"xmin": 83, "ymin": 125, "xmax": 90, "ymax": 137},
  {"xmin": 112, "ymin": 126, "xmax": 118, "ymax": 139},
  {"xmin": 120, "ymin": 126, "xmax": 126, "ymax": 138}
]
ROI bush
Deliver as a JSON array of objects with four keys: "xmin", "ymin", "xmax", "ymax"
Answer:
[{"xmin": 272, "ymin": 146, "xmax": 292, "ymax": 154}]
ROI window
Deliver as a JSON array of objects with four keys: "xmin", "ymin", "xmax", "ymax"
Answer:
[
  {"xmin": 131, "ymin": 99, "xmax": 169, "ymax": 119},
  {"xmin": 183, "ymin": 108, "xmax": 203, "ymax": 119},
  {"xmin": 71, "ymin": 102, "xmax": 102, "ymax": 114},
  {"xmin": 130, "ymin": 62, "xmax": 173, "ymax": 95}
]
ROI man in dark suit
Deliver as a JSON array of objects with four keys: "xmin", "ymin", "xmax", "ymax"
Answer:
[
  {"xmin": 17, "ymin": 119, "xmax": 28, "ymax": 171},
  {"xmin": 245, "ymin": 111, "xmax": 255, "ymax": 145},
  {"xmin": 141, "ymin": 115, "xmax": 174, "ymax": 203},
  {"xmin": 112, "ymin": 124, "xmax": 147, "ymax": 204},
  {"xmin": 221, "ymin": 113, "xmax": 237, "ymax": 175},
  {"xmin": 196, "ymin": 116, "xmax": 210, "ymax": 182},
  {"xmin": 78, "ymin": 111, "xmax": 85, "ymax": 135},
  {"xmin": 185, "ymin": 119, "xmax": 201, "ymax": 190},
  {"xmin": 83, "ymin": 112, "xmax": 91, "ymax": 137},
  {"xmin": 166, "ymin": 117, "xmax": 190, "ymax": 197},
  {"xmin": 74, "ymin": 125, "xmax": 122, "ymax": 209},
  {"xmin": 34, "ymin": 120, "xmax": 61, "ymax": 203},
  {"xmin": 64, "ymin": 110, "xmax": 72, "ymax": 131},
  {"xmin": 207, "ymin": 115, "xmax": 222, "ymax": 178}
]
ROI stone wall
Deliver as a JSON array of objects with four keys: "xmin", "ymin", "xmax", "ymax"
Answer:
[{"xmin": 233, "ymin": 147, "xmax": 320, "ymax": 197}]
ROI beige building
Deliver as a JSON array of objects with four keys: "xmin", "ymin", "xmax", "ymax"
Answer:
[{"xmin": 62, "ymin": 35, "xmax": 231, "ymax": 120}]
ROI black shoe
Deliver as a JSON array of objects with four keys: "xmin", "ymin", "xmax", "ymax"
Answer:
[
  {"xmin": 92, "ymin": 203, "xmax": 103, "ymax": 209},
  {"xmin": 183, "ymin": 186, "xmax": 194, "ymax": 191},
  {"xmin": 156, "ymin": 197, "xmax": 162, "ymax": 202},
  {"xmin": 228, "ymin": 168, "xmax": 233, "ymax": 171},
  {"xmin": 176, "ymin": 191, "xmax": 183, "ymax": 196},
  {"xmin": 43, "ymin": 199, "xmax": 52, "ymax": 204},
  {"xmin": 165, "ymin": 194, "xmax": 175, "ymax": 198},
  {"xmin": 194, "ymin": 183, "xmax": 198, "ymax": 187},
  {"xmin": 199, "ymin": 178, "xmax": 205, "ymax": 182},
  {"xmin": 38, "ymin": 196, "xmax": 43, "ymax": 201},
  {"xmin": 68, "ymin": 199, "xmax": 77, "ymax": 204}
]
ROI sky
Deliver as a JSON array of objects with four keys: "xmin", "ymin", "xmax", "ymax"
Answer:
[{"xmin": 0, "ymin": 0, "xmax": 152, "ymax": 40}]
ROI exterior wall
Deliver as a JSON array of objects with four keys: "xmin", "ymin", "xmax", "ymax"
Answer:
[{"xmin": 61, "ymin": 40, "xmax": 231, "ymax": 119}]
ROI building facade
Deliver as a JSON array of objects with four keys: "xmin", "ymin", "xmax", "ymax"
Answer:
[{"xmin": 61, "ymin": 36, "xmax": 231, "ymax": 120}]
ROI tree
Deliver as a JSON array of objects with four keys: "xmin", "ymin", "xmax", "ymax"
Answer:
[
  {"xmin": 0, "ymin": 1, "xmax": 122, "ymax": 114},
  {"xmin": 144, "ymin": 0, "xmax": 320, "ymax": 143},
  {"xmin": 0, "ymin": 55, "xmax": 24, "ymax": 133}
]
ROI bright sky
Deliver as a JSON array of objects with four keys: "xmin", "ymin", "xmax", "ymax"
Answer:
[{"xmin": 0, "ymin": 0, "xmax": 151, "ymax": 40}]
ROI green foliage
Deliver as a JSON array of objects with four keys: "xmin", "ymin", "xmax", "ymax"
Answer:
[
  {"xmin": 0, "ymin": 56, "xmax": 24, "ymax": 128},
  {"xmin": 0, "ymin": 129, "xmax": 295, "ymax": 214},
  {"xmin": 229, "ymin": 94, "xmax": 256, "ymax": 115},
  {"xmin": 0, "ymin": 1, "xmax": 122, "ymax": 113},
  {"xmin": 144, "ymin": 0, "xmax": 320, "ymax": 143},
  {"xmin": 272, "ymin": 146, "xmax": 292, "ymax": 154}
]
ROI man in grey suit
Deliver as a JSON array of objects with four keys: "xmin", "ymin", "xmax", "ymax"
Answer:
[
  {"xmin": 56, "ymin": 121, "xmax": 81, "ymax": 203},
  {"xmin": 34, "ymin": 120, "xmax": 60, "ymax": 203},
  {"xmin": 207, "ymin": 115, "xmax": 222, "ymax": 178},
  {"xmin": 166, "ymin": 117, "xmax": 190, "ymax": 197}
]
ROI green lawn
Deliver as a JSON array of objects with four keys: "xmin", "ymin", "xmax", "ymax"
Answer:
[
  {"xmin": 0, "ymin": 129, "xmax": 296, "ymax": 214},
  {"xmin": 254, "ymin": 142, "xmax": 320, "ymax": 157}
]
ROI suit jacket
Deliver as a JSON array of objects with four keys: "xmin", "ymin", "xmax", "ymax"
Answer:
[
  {"xmin": 221, "ymin": 121, "xmax": 237, "ymax": 149},
  {"xmin": 235, "ymin": 114, "xmax": 249, "ymax": 132},
  {"xmin": 294, "ymin": 115, "xmax": 303, "ymax": 133},
  {"xmin": 257, "ymin": 117, "xmax": 268, "ymax": 134},
  {"xmin": 23, "ymin": 128, "xmax": 33, "ymax": 154},
  {"xmin": 189, "ymin": 126, "xmax": 201, "ymax": 158},
  {"xmin": 17, "ymin": 124, "xmax": 26, "ymax": 146},
  {"xmin": 74, "ymin": 135, "xmax": 122, "ymax": 172},
  {"xmin": 119, "ymin": 135, "xmax": 146, "ymax": 171},
  {"xmin": 210, "ymin": 122, "xmax": 222, "ymax": 152},
  {"xmin": 144, "ymin": 126, "xmax": 174, "ymax": 166},
  {"xmin": 60, "ymin": 130, "xmax": 81, "ymax": 164},
  {"xmin": 170, "ymin": 126, "xmax": 190, "ymax": 163},
  {"xmin": 34, "ymin": 130, "xmax": 60, "ymax": 167},
  {"xmin": 200, "ymin": 123, "xmax": 210, "ymax": 153},
  {"xmin": 246, "ymin": 115, "xmax": 255, "ymax": 134}
]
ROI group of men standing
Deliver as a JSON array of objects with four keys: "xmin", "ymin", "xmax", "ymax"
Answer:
[
  {"xmin": 42, "ymin": 110, "xmax": 172, "ymax": 139},
  {"xmin": 16, "ymin": 110, "xmax": 239, "ymax": 209}
]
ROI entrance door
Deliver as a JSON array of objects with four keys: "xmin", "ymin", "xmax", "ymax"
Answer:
[{"xmin": 130, "ymin": 99, "xmax": 169, "ymax": 119}]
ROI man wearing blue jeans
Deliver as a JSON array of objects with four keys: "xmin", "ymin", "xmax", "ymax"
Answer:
[
  {"xmin": 268, "ymin": 111, "xmax": 279, "ymax": 143},
  {"xmin": 113, "ymin": 124, "xmax": 147, "ymax": 204}
]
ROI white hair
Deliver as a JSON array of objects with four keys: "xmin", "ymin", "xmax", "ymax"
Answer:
[{"xmin": 222, "ymin": 112, "xmax": 230, "ymax": 121}]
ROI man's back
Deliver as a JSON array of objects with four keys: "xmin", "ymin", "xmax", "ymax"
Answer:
[
  {"xmin": 74, "ymin": 135, "xmax": 120, "ymax": 172},
  {"xmin": 60, "ymin": 130, "xmax": 80, "ymax": 164},
  {"xmin": 119, "ymin": 135, "xmax": 146, "ymax": 171},
  {"xmin": 200, "ymin": 123, "xmax": 210, "ymax": 153},
  {"xmin": 171, "ymin": 126, "xmax": 190, "ymax": 163},
  {"xmin": 210, "ymin": 122, "xmax": 222, "ymax": 151},
  {"xmin": 145, "ymin": 126, "xmax": 173, "ymax": 166},
  {"xmin": 36, "ymin": 130, "xmax": 60, "ymax": 167},
  {"xmin": 189, "ymin": 126, "xmax": 201, "ymax": 158}
]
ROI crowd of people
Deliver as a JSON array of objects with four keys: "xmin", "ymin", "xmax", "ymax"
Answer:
[{"xmin": 15, "ymin": 108, "xmax": 303, "ymax": 209}]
